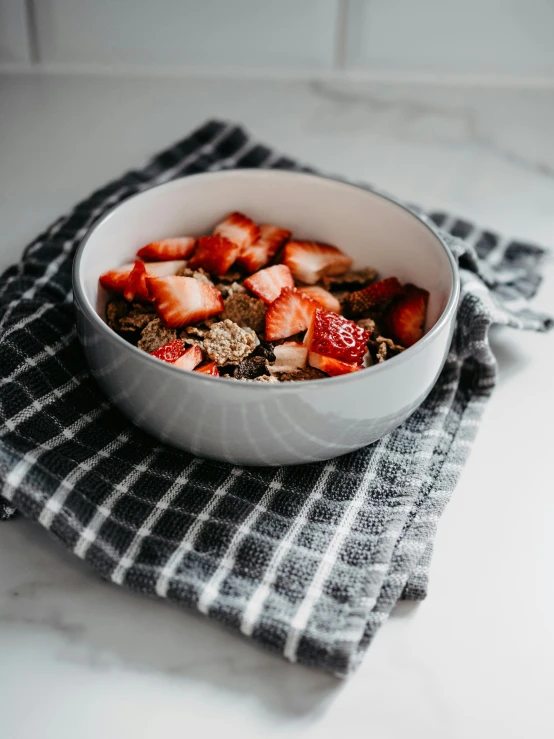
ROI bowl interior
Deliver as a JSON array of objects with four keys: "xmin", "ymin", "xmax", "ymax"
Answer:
[{"xmin": 77, "ymin": 170, "xmax": 454, "ymax": 333}]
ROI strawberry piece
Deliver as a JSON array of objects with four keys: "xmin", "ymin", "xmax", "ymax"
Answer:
[
  {"xmin": 188, "ymin": 235, "xmax": 241, "ymax": 276},
  {"xmin": 384, "ymin": 284, "xmax": 429, "ymax": 348},
  {"xmin": 243, "ymin": 264, "xmax": 294, "ymax": 305},
  {"xmin": 213, "ymin": 211, "xmax": 260, "ymax": 251},
  {"xmin": 99, "ymin": 262, "xmax": 135, "ymax": 293},
  {"xmin": 298, "ymin": 285, "xmax": 341, "ymax": 313},
  {"xmin": 137, "ymin": 237, "xmax": 196, "ymax": 261},
  {"xmin": 100, "ymin": 260, "xmax": 187, "ymax": 299},
  {"xmin": 305, "ymin": 309, "xmax": 369, "ymax": 365},
  {"xmin": 283, "ymin": 241, "xmax": 353, "ymax": 285},
  {"xmin": 308, "ymin": 352, "xmax": 362, "ymax": 377},
  {"xmin": 194, "ymin": 360, "xmax": 220, "ymax": 376},
  {"xmin": 123, "ymin": 259, "xmax": 147, "ymax": 302},
  {"xmin": 270, "ymin": 342, "xmax": 308, "ymax": 373},
  {"xmin": 146, "ymin": 276, "xmax": 224, "ymax": 327},
  {"xmin": 343, "ymin": 277, "xmax": 403, "ymax": 316},
  {"xmin": 265, "ymin": 288, "xmax": 319, "ymax": 341},
  {"xmin": 236, "ymin": 224, "xmax": 291, "ymax": 273},
  {"xmin": 173, "ymin": 344, "xmax": 204, "ymax": 371},
  {"xmin": 150, "ymin": 338, "xmax": 187, "ymax": 364}
]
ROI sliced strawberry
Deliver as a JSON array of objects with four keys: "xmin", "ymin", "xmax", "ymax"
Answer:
[
  {"xmin": 283, "ymin": 241, "xmax": 353, "ymax": 285},
  {"xmin": 150, "ymin": 338, "xmax": 187, "ymax": 364},
  {"xmin": 188, "ymin": 235, "xmax": 241, "ymax": 276},
  {"xmin": 99, "ymin": 262, "xmax": 135, "ymax": 293},
  {"xmin": 384, "ymin": 284, "xmax": 429, "ymax": 348},
  {"xmin": 243, "ymin": 264, "xmax": 294, "ymax": 305},
  {"xmin": 236, "ymin": 224, "xmax": 291, "ymax": 273},
  {"xmin": 101, "ymin": 260, "xmax": 187, "ymax": 298},
  {"xmin": 343, "ymin": 277, "xmax": 403, "ymax": 316},
  {"xmin": 173, "ymin": 344, "xmax": 204, "ymax": 371},
  {"xmin": 308, "ymin": 352, "xmax": 362, "ymax": 377},
  {"xmin": 194, "ymin": 360, "xmax": 220, "ymax": 376},
  {"xmin": 265, "ymin": 288, "xmax": 319, "ymax": 341},
  {"xmin": 147, "ymin": 276, "xmax": 224, "ymax": 327},
  {"xmin": 137, "ymin": 237, "xmax": 196, "ymax": 261},
  {"xmin": 298, "ymin": 285, "xmax": 341, "ymax": 313},
  {"xmin": 123, "ymin": 259, "xmax": 147, "ymax": 302},
  {"xmin": 213, "ymin": 211, "xmax": 260, "ymax": 251},
  {"xmin": 305, "ymin": 309, "xmax": 369, "ymax": 365},
  {"xmin": 270, "ymin": 342, "xmax": 308, "ymax": 373}
]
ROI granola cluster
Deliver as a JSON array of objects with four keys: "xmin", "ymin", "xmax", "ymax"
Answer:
[{"xmin": 101, "ymin": 211, "xmax": 429, "ymax": 381}]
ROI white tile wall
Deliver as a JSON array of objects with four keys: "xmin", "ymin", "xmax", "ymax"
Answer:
[
  {"xmin": 33, "ymin": 0, "xmax": 340, "ymax": 70},
  {"xmin": 345, "ymin": 0, "xmax": 554, "ymax": 77},
  {"xmin": 0, "ymin": 0, "xmax": 30, "ymax": 63},
  {"xmin": 1, "ymin": 0, "xmax": 553, "ymax": 79}
]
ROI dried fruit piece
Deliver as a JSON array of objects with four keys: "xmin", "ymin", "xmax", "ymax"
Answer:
[
  {"xmin": 384, "ymin": 284, "xmax": 429, "ymax": 348},
  {"xmin": 213, "ymin": 211, "xmax": 260, "ymax": 251},
  {"xmin": 194, "ymin": 361, "xmax": 220, "ymax": 376},
  {"xmin": 283, "ymin": 241, "xmax": 352, "ymax": 285},
  {"xmin": 305, "ymin": 309, "xmax": 370, "ymax": 365},
  {"xmin": 308, "ymin": 353, "xmax": 362, "ymax": 377},
  {"xmin": 243, "ymin": 264, "xmax": 295, "ymax": 305},
  {"xmin": 236, "ymin": 224, "xmax": 291, "ymax": 273},
  {"xmin": 269, "ymin": 342, "xmax": 308, "ymax": 373},
  {"xmin": 146, "ymin": 276, "xmax": 224, "ymax": 327},
  {"xmin": 298, "ymin": 285, "xmax": 341, "ymax": 313},
  {"xmin": 265, "ymin": 288, "xmax": 319, "ymax": 341},
  {"xmin": 188, "ymin": 235, "xmax": 241, "ymax": 276},
  {"xmin": 173, "ymin": 344, "xmax": 204, "ymax": 370},
  {"xmin": 234, "ymin": 356, "xmax": 269, "ymax": 380},
  {"xmin": 150, "ymin": 338, "xmax": 187, "ymax": 364},
  {"xmin": 137, "ymin": 237, "xmax": 197, "ymax": 261},
  {"xmin": 343, "ymin": 277, "xmax": 403, "ymax": 316}
]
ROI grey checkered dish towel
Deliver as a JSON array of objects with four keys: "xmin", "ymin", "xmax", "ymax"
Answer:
[{"xmin": 1, "ymin": 120, "xmax": 551, "ymax": 676}]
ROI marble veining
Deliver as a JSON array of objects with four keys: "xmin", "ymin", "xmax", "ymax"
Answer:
[{"xmin": 0, "ymin": 72, "xmax": 553, "ymax": 739}]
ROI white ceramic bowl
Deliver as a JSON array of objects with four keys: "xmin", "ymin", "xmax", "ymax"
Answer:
[{"xmin": 73, "ymin": 170, "xmax": 459, "ymax": 466}]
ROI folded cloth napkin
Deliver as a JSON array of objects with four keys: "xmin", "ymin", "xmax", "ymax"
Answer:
[{"xmin": 0, "ymin": 120, "xmax": 551, "ymax": 676}]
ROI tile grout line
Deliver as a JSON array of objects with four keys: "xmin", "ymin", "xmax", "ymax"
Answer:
[{"xmin": 24, "ymin": 0, "xmax": 41, "ymax": 66}]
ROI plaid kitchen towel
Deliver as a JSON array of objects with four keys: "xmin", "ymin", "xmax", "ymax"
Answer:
[{"xmin": 0, "ymin": 120, "xmax": 551, "ymax": 676}]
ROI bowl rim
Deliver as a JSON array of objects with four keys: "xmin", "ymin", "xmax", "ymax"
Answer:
[{"xmin": 73, "ymin": 168, "xmax": 460, "ymax": 391}]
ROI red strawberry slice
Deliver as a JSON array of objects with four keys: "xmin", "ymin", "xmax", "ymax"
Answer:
[
  {"xmin": 308, "ymin": 352, "xmax": 362, "ymax": 377},
  {"xmin": 173, "ymin": 344, "xmax": 204, "ymax": 371},
  {"xmin": 298, "ymin": 285, "xmax": 341, "ymax": 313},
  {"xmin": 123, "ymin": 259, "xmax": 147, "ymax": 302},
  {"xmin": 305, "ymin": 309, "xmax": 369, "ymax": 365},
  {"xmin": 344, "ymin": 277, "xmax": 403, "ymax": 315},
  {"xmin": 150, "ymin": 338, "xmax": 187, "ymax": 364},
  {"xmin": 213, "ymin": 211, "xmax": 260, "ymax": 251},
  {"xmin": 188, "ymin": 235, "xmax": 241, "ymax": 276},
  {"xmin": 384, "ymin": 284, "xmax": 429, "ymax": 347},
  {"xmin": 243, "ymin": 264, "xmax": 294, "ymax": 305},
  {"xmin": 101, "ymin": 260, "xmax": 187, "ymax": 299},
  {"xmin": 265, "ymin": 288, "xmax": 319, "ymax": 341},
  {"xmin": 283, "ymin": 241, "xmax": 353, "ymax": 285},
  {"xmin": 99, "ymin": 262, "xmax": 135, "ymax": 293},
  {"xmin": 236, "ymin": 224, "xmax": 291, "ymax": 273},
  {"xmin": 194, "ymin": 360, "xmax": 220, "ymax": 376},
  {"xmin": 270, "ymin": 342, "xmax": 308, "ymax": 372},
  {"xmin": 137, "ymin": 237, "xmax": 196, "ymax": 261},
  {"xmin": 146, "ymin": 276, "xmax": 224, "ymax": 327}
]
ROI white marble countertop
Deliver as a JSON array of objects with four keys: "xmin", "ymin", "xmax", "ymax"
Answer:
[{"xmin": 1, "ymin": 73, "xmax": 553, "ymax": 739}]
